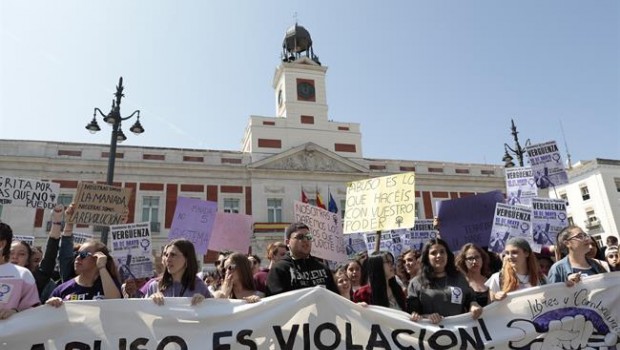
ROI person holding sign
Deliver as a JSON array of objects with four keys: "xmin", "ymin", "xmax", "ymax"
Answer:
[
  {"xmin": 486, "ymin": 238, "xmax": 546, "ymax": 302},
  {"xmin": 353, "ymin": 252, "xmax": 406, "ymax": 311},
  {"xmin": 266, "ymin": 222, "xmax": 338, "ymax": 296},
  {"xmin": 143, "ymin": 239, "xmax": 211, "ymax": 305},
  {"xmin": 0, "ymin": 222, "xmax": 40, "ymax": 320},
  {"xmin": 548, "ymin": 226, "xmax": 608, "ymax": 286},
  {"xmin": 46, "ymin": 239, "xmax": 122, "ymax": 305},
  {"xmin": 213, "ymin": 253, "xmax": 263, "ymax": 303},
  {"xmin": 408, "ymin": 239, "xmax": 482, "ymax": 324}
]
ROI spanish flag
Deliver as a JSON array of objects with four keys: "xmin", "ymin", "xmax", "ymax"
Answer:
[{"xmin": 316, "ymin": 192, "xmax": 327, "ymax": 210}]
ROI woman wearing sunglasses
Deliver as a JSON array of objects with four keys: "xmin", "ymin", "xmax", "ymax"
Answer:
[
  {"xmin": 143, "ymin": 239, "xmax": 211, "ymax": 305},
  {"xmin": 548, "ymin": 226, "xmax": 608, "ymax": 286},
  {"xmin": 46, "ymin": 239, "xmax": 122, "ymax": 306},
  {"xmin": 213, "ymin": 253, "xmax": 263, "ymax": 303}
]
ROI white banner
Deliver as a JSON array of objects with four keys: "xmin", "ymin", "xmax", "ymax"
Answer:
[
  {"xmin": 2, "ymin": 272, "xmax": 619, "ymax": 349},
  {"xmin": 0, "ymin": 176, "xmax": 59, "ymax": 209},
  {"xmin": 293, "ymin": 201, "xmax": 346, "ymax": 262},
  {"xmin": 110, "ymin": 222, "xmax": 153, "ymax": 280}
]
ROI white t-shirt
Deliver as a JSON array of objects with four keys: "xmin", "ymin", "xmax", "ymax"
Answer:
[
  {"xmin": 485, "ymin": 271, "xmax": 532, "ymax": 294},
  {"xmin": 0, "ymin": 262, "xmax": 40, "ymax": 311}
]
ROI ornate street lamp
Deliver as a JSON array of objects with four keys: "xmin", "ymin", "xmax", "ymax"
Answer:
[
  {"xmin": 502, "ymin": 119, "xmax": 529, "ymax": 168},
  {"xmin": 85, "ymin": 77, "xmax": 144, "ymax": 243}
]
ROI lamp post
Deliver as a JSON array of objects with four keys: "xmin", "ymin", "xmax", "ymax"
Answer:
[
  {"xmin": 85, "ymin": 77, "xmax": 145, "ymax": 244},
  {"xmin": 502, "ymin": 119, "xmax": 529, "ymax": 168}
]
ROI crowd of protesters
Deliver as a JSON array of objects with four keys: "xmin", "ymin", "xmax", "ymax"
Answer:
[{"xmin": 0, "ymin": 204, "xmax": 618, "ymax": 324}]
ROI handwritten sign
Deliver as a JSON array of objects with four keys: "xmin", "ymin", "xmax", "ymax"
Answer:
[
  {"xmin": 293, "ymin": 201, "xmax": 346, "ymax": 262},
  {"xmin": 505, "ymin": 167, "xmax": 538, "ymax": 206},
  {"xmin": 489, "ymin": 203, "xmax": 534, "ymax": 253},
  {"xmin": 531, "ymin": 198, "xmax": 567, "ymax": 247},
  {"xmin": 168, "ymin": 197, "xmax": 217, "ymax": 255},
  {"xmin": 0, "ymin": 176, "xmax": 59, "ymax": 209},
  {"xmin": 403, "ymin": 219, "xmax": 437, "ymax": 252},
  {"xmin": 72, "ymin": 183, "xmax": 132, "ymax": 226},
  {"xmin": 344, "ymin": 172, "xmax": 415, "ymax": 234},
  {"xmin": 13, "ymin": 235, "xmax": 35, "ymax": 246},
  {"xmin": 525, "ymin": 141, "xmax": 569, "ymax": 189},
  {"xmin": 110, "ymin": 222, "xmax": 153, "ymax": 280},
  {"xmin": 208, "ymin": 212, "xmax": 253, "ymax": 254},
  {"xmin": 437, "ymin": 190, "xmax": 504, "ymax": 251}
]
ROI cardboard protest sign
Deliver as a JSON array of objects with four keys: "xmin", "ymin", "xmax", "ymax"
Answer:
[
  {"xmin": 437, "ymin": 190, "xmax": 504, "ymax": 251},
  {"xmin": 110, "ymin": 222, "xmax": 153, "ymax": 280},
  {"xmin": 505, "ymin": 167, "xmax": 538, "ymax": 206},
  {"xmin": 208, "ymin": 212, "xmax": 253, "ymax": 253},
  {"xmin": 168, "ymin": 197, "xmax": 217, "ymax": 255},
  {"xmin": 403, "ymin": 219, "xmax": 437, "ymax": 252},
  {"xmin": 293, "ymin": 201, "xmax": 346, "ymax": 262},
  {"xmin": 363, "ymin": 230, "xmax": 405, "ymax": 258},
  {"xmin": 489, "ymin": 203, "xmax": 534, "ymax": 253},
  {"xmin": 72, "ymin": 232, "xmax": 95, "ymax": 245},
  {"xmin": 344, "ymin": 172, "xmax": 415, "ymax": 234},
  {"xmin": 531, "ymin": 198, "xmax": 568, "ymax": 247},
  {"xmin": 72, "ymin": 183, "xmax": 132, "ymax": 226},
  {"xmin": 343, "ymin": 232, "xmax": 367, "ymax": 257},
  {"xmin": 0, "ymin": 176, "xmax": 60, "ymax": 209},
  {"xmin": 525, "ymin": 141, "xmax": 569, "ymax": 189},
  {"xmin": 13, "ymin": 235, "xmax": 35, "ymax": 246}
]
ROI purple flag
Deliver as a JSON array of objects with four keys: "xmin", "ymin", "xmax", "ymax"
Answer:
[
  {"xmin": 168, "ymin": 197, "xmax": 218, "ymax": 255},
  {"xmin": 437, "ymin": 190, "xmax": 504, "ymax": 251}
]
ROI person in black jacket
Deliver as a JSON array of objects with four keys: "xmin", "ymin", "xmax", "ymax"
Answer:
[{"xmin": 266, "ymin": 222, "xmax": 338, "ymax": 296}]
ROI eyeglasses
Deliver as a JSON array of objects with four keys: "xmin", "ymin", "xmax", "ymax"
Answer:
[
  {"xmin": 465, "ymin": 256, "xmax": 481, "ymax": 262},
  {"xmin": 567, "ymin": 233, "xmax": 588, "ymax": 241},
  {"xmin": 74, "ymin": 251, "xmax": 93, "ymax": 260},
  {"xmin": 225, "ymin": 264, "xmax": 237, "ymax": 271},
  {"xmin": 292, "ymin": 234, "xmax": 313, "ymax": 241}
]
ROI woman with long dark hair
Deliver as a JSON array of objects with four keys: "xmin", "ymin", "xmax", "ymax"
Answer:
[
  {"xmin": 353, "ymin": 251, "xmax": 406, "ymax": 311},
  {"xmin": 408, "ymin": 238, "xmax": 482, "ymax": 324},
  {"xmin": 213, "ymin": 253, "xmax": 262, "ymax": 303},
  {"xmin": 143, "ymin": 239, "xmax": 211, "ymax": 305},
  {"xmin": 455, "ymin": 243, "xmax": 490, "ymax": 307}
]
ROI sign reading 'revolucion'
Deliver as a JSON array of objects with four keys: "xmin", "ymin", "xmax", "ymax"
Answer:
[{"xmin": 72, "ymin": 182, "xmax": 132, "ymax": 226}]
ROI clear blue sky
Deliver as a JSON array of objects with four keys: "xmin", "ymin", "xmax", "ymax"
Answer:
[{"xmin": 1, "ymin": 1, "xmax": 618, "ymax": 165}]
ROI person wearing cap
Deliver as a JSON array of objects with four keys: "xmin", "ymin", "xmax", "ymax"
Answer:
[
  {"xmin": 605, "ymin": 246, "xmax": 618, "ymax": 272},
  {"xmin": 266, "ymin": 222, "xmax": 338, "ymax": 296},
  {"xmin": 486, "ymin": 237, "xmax": 547, "ymax": 302}
]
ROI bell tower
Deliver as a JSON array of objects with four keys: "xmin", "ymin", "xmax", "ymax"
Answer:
[{"xmin": 273, "ymin": 24, "xmax": 328, "ymax": 122}]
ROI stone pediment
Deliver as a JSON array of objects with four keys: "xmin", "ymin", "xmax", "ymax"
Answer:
[{"xmin": 250, "ymin": 143, "xmax": 366, "ymax": 173}]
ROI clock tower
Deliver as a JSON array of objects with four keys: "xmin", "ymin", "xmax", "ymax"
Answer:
[{"xmin": 273, "ymin": 23, "xmax": 328, "ymax": 122}]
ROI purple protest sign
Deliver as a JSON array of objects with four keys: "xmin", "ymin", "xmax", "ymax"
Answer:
[
  {"xmin": 437, "ymin": 190, "xmax": 504, "ymax": 251},
  {"xmin": 168, "ymin": 197, "xmax": 218, "ymax": 255}
]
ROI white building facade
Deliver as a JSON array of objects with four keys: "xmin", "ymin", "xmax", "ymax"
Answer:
[{"xmin": 548, "ymin": 158, "xmax": 620, "ymax": 244}]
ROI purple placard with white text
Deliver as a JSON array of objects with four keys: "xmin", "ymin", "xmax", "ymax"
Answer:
[
  {"xmin": 168, "ymin": 197, "xmax": 217, "ymax": 255},
  {"xmin": 437, "ymin": 190, "xmax": 504, "ymax": 251}
]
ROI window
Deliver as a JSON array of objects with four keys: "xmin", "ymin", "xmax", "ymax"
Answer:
[
  {"xmin": 568, "ymin": 216, "xmax": 574, "ymax": 226},
  {"xmin": 267, "ymin": 199, "xmax": 282, "ymax": 223},
  {"xmin": 223, "ymin": 198, "xmax": 240, "ymax": 213},
  {"xmin": 580, "ymin": 186, "xmax": 590, "ymax": 201},
  {"xmin": 615, "ymin": 178, "xmax": 620, "ymax": 192},
  {"xmin": 340, "ymin": 199, "xmax": 346, "ymax": 219},
  {"xmin": 560, "ymin": 193, "xmax": 569, "ymax": 206},
  {"xmin": 141, "ymin": 196, "xmax": 160, "ymax": 232},
  {"xmin": 308, "ymin": 199, "xmax": 317, "ymax": 206},
  {"xmin": 0, "ymin": 204, "xmax": 3, "ymax": 219},
  {"xmin": 57, "ymin": 194, "xmax": 74, "ymax": 222},
  {"xmin": 585, "ymin": 210, "xmax": 600, "ymax": 228},
  {"xmin": 415, "ymin": 201, "xmax": 421, "ymax": 219}
]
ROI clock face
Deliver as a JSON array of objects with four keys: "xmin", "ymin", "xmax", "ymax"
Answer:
[{"xmin": 297, "ymin": 81, "xmax": 315, "ymax": 101}]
